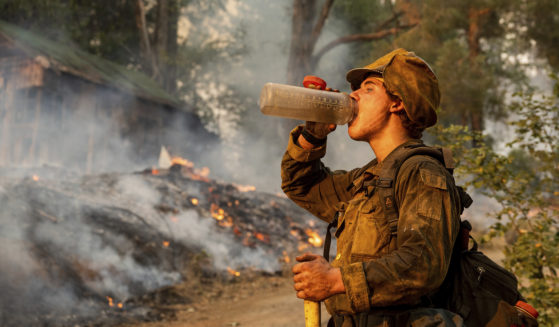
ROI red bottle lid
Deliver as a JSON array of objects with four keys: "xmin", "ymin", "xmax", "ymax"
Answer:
[
  {"xmin": 303, "ymin": 75, "xmax": 327, "ymax": 90},
  {"xmin": 515, "ymin": 300, "xmax": 539, "ymax": 319}
]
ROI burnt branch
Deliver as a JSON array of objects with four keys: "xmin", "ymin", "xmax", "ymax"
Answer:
[
  {"xmin": 310, "ymin": 0, "xmax": 335, "ymax": 49},
  {"xmin": 312, "ymin": 23, "xmax": 416, "ymax": 64}
]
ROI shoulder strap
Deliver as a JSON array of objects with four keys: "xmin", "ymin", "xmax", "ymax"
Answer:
[{"xmin": 373, "ymin": 143, "xmax": 455, "ymax": 236}]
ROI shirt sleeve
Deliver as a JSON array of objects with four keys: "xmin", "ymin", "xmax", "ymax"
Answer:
[
  {"xmin": 280, "ymin": 125, "xmax": 357, "ymax": 222},
  {"xmin": 341, "ymin": 156, "xmax": 462, "ymax": 308}
]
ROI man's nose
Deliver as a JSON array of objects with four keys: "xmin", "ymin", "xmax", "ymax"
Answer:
[{"xmin": 350, "ymin": 90, "xmax": 359, "ymax": 102}]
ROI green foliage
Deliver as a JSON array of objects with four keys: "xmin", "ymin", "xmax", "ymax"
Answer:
[{"xmin": 431, "ymin": 78, "xmax": 559, "ymax": 324}]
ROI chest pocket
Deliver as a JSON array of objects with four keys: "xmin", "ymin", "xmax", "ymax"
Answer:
[{"xmin": 348, "ymin": 190, "xmax": 392, "ymax": 262}]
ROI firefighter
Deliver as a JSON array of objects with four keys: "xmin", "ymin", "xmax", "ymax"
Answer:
[{"xmin": 281, "ymin": 48, "xmax": 464, "ymax": 326}]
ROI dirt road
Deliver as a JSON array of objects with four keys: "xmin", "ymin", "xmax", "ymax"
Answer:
[{"xmin": 119, "ymin": 274, "xmax": 330, "ymax": 327}]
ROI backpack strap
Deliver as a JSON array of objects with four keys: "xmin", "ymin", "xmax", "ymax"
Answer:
[{"xmin": 375, "ymin": 143, "xmax": 453, "ymax": 236}]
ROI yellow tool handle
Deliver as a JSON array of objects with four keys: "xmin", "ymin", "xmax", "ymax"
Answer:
[{"xmin": 304, "ymin": 300, "xmax": 321, "ymax": 327}]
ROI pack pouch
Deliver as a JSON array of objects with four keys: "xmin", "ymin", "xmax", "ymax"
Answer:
[{"xmin": 436, "ymin": 222, "xmax": 539, "ymax": 327}]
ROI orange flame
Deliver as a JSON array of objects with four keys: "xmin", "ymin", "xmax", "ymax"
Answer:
[
  {"xmin": 290, "ymin": 229, "xmax": 299, "ymax": 237},
  {"xmin": 32, "ymin": 175, "xmax": 39, "ymax": 181},
  {"xmin": 305, "ymin": 229, "xmax": 323, "ymax": 247},
  {"xmin": 162, "ymin": 241, "xmax": 170, "ymax": 247},
  {"xmin": 151, "ymin": 167, "xmax": 159, "ymax": 175},
  {"xmin": 171, "ymin": 156, "xmax": 194, "ymax": 168},
  {"xmin": 219, "ymin": 217, "xmax": 234, "ymax": 228},
  {"xmin": 235, "ymin": 184, "xmax": 256, "ymax": 192},
  {"xmin": 282, "ymin": 250, "xmax": 291, "ymax": 263},
  {"xmin": 191, "ymin": 198, "xmax": 199, "ymax": 206},
  {"xmin": 227, "ymin": 267, "xmax": 241, "ymax": 277},
  {"xmin": 255, "ymin": 232, "xmax": 270, "ymax": 244},
  {"xmin": 210, "ymin": 204, "xmax": 225, "ymax": 221},
  {"xmin": 106, "ymin": 296, "xmax": 114, "ymax": 307},
  {"xmin": 117, "ymin": 303, "xmax": 123, "ymax": 309}
]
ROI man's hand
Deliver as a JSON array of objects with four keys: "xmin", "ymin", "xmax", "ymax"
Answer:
[
  {"xmin": 298, "ymin": 85, "xmax": 339, "ymax": 149},
  {"xmin": 292, "ymin": 253, "xmax": 345, "ymax": 301}
]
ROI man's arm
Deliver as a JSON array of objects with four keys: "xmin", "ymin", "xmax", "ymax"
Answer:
[{"xmin": 281, "ymin": 125, "xmax": 357, "ymax": 222}]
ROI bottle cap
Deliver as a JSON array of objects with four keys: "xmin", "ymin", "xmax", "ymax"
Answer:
[
  {"xmin": 515, "ymin": 300, "xmax": 539, "ymax": 319},
  {"xmin": 303, "ymin": 76, "xmax": 327, "ymax": 90}
]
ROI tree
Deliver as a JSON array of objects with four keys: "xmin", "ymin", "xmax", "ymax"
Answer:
[
  {"xmin": 286, "ymin": 0, "xmax": 416, "ymax": 86},
  {"xmin": 432, "ymin": 79, "xmax": 559, "ymax": 324}
]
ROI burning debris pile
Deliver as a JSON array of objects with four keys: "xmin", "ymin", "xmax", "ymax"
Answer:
[{"xmin": 0, "ymin": 159, "xmax": 324, "ymax": 326}]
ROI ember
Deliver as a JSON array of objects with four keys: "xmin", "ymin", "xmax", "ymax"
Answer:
[
  {"xmin": 32, "ymin": 175, "xmax": 40, "ymax": 181},
  {"xmin": 0, "ymin": 163, "xmax": 322, "ymax": 326},
  {"xmin": 227, "ymin": 267, "xmax": 241, "ymax": 277},
  {"xmin": 306, "ymin": 229, "xmax": 323, "ymax": 247}
]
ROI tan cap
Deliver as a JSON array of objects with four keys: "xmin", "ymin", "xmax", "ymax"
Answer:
[{"xmin": 346, "ymin": 48, "xmax": 440, "ymax": 129}]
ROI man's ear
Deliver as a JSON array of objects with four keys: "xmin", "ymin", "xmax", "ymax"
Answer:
[{"xmin": 388, "ymin": 98, "xmax": 405, "ymax": 113}]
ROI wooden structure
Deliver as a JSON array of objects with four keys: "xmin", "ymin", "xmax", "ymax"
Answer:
[{"xmin": 0, "ymin": 20, "xmax": 217, "ymax": 173}]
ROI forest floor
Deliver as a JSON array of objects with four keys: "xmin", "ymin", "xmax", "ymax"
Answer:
[{"xmin": 117, "ymin": 270, "xmax": 330, "ymax": 327}]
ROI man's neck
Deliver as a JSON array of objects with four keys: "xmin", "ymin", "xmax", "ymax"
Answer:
[{"xmin": 368, "ymin": 122, "xmax": 413, "ymax": 162}]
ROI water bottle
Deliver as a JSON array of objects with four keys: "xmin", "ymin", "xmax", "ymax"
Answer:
[{"xmin": 259, "ymin": 77, "xmax": 356, "ymax": 125}]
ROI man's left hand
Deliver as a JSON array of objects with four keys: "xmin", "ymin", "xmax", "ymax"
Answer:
[{"xmin": 292, "ymin": 253, "xmax": 345, "ymax": 301}]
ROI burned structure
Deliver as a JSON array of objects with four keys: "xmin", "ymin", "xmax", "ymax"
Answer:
[{"xmin": 0, "ymin": 20, "xmax": 217, "ymax": 173}]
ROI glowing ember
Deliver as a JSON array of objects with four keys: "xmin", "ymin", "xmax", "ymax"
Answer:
[
  {"xmin": 282, "ymin": 250, "xmax": 290, "ymax": 263},
  {"xmin": 197, "ymin": 167, "xmax": 210, "ymax": 177},
  {"xmin": 235, "ymin": 184, "xmax": 256, "ymax": 192},
  {"xmin": 298, "ymin": 243, "xmax": 309, "ymax": 252},
  {"xmin": 210, "ymin": 204, "xmax": 225, "ymax": 221},
  {"xmin": 106, "ymin": 296, "xmax": 114, "ymax": 307},
  {"xmin": 290, "ymin": 229, "xmax": 298, "ymax": 237},
  {"xmin": 234, "ymin": 200, "xmax": 240, "ymax": 206},
  {"xmin": 255, "ymin": 232, "xmax": 270, "ymax": 243},
  {"xmin": 191, "ymin": 198, "xmax": 199, "ymax": 206},
  {"xmin": 151, "ymin": 167, "xmax": 159, "ymax": 175},
  {"xmin": 117, "ymin": 303, "xmax": 123, "ymax": 309},
  {"xmin": 32, "ymin": 175, "xmax": 39, "ymax": 181},
  {"xmin": 227, "ymin": 267, "xmax": 241, "ymax": 277},
  {"xmin": 171, "ymin": 156, "xmax": 194, "ymax": 168},
  {"xmin": 305, "ymin": 229, "xmax": 323, "ymax": 247},
  {"xmin": 162, "ymin": 241, "xmax": 170, "ymax": 247},
  {"xmin": 218, "ymin": 217, "xmax": 234, "ymax": 228}
]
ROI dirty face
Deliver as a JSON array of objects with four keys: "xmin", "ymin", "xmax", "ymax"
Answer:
[{"xmin": 347, "ymin": 76, "xmax": 396, "ymax": 142}]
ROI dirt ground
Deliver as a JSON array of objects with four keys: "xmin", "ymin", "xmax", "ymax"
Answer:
[{"xmin": 118, "ymin": 272, "xmax": 330, "ymax": 327}]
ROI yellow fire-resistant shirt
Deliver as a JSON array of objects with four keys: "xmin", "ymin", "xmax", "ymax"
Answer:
[{"xmin": 281, "ymin": 126, "xmax": 463, "ymax": 320}]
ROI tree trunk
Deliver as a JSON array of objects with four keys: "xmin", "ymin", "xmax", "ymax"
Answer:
[
  {"xmin": 467, "ymin": 7, "xmax": 490, "ymax": 135},
  {"xmin": 164, "ymin": 0, "xmax": 179, "ymax": 94},
  {"xmin": 134, "ymin": 0, "xmax": 159, "ymax": 78},
  {"xmin": 286, "ymin": 0, "xmax": 318, "ymax": 86}
]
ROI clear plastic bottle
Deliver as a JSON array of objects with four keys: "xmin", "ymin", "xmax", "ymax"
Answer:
[{"xmin": 259, "ymin": 83, "xmax": 356, "ymax": 125}]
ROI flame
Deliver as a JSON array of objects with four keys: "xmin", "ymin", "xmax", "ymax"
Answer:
[
  {"xmin": 290, "ymin": 229, "xmax": 299, "ymax": 237},
  {"xmin": 219, "ymin": 217, "xmax": 234, "ymax": 228},
  {"xmin": 32, "ymin": 175, "xmax": 39, "ymax": 181},
  {"xmin": 235, "ymin": 184, "xmax": 256, "ymax": 192},
  {"xmin": 117, "ymin": 303, "xmax": 123, "ymax": 309},
  {"xmin": 151, "ymin": 167, "xmax": 159, "ymax": 175},
  {"xmin": 282, "ymin": 250, "xmax": 290, "ymax": 263},
  {"xmin": 255, "ymin": 232, "xmax": 270, "ymax": 243},
  {"xmin": 210, "ymin": 204, "xmax": 225, "ymax": 221},
  {"xmin": 305, "ymin": 229, "xmax": 323, "ymax": 247},
  {"xmin": 162, "ymin": 241, "xmax": 170, "ymax": 247},
  {"xmin": 171, "ymin": 156, "xmax": 194, "ymax": 168},
  {"xmin": 197, "ymin": 166, "xmax": 210, "ymax": 177},
  {"xmin": 191, "ymin": 198, "xmax": 199, "ymax": 206},
  {"xmin": 227, "ymin": 267, "xmax": 241, "ymax": 277},
  {"xmin": 106, "ymin": 296, "xmax": 114, "ymax": 307}
]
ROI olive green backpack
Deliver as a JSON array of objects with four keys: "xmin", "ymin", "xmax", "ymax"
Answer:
[{"xmin": 324, "ymin": 143, "xmax": 539, "ymax": 326}]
